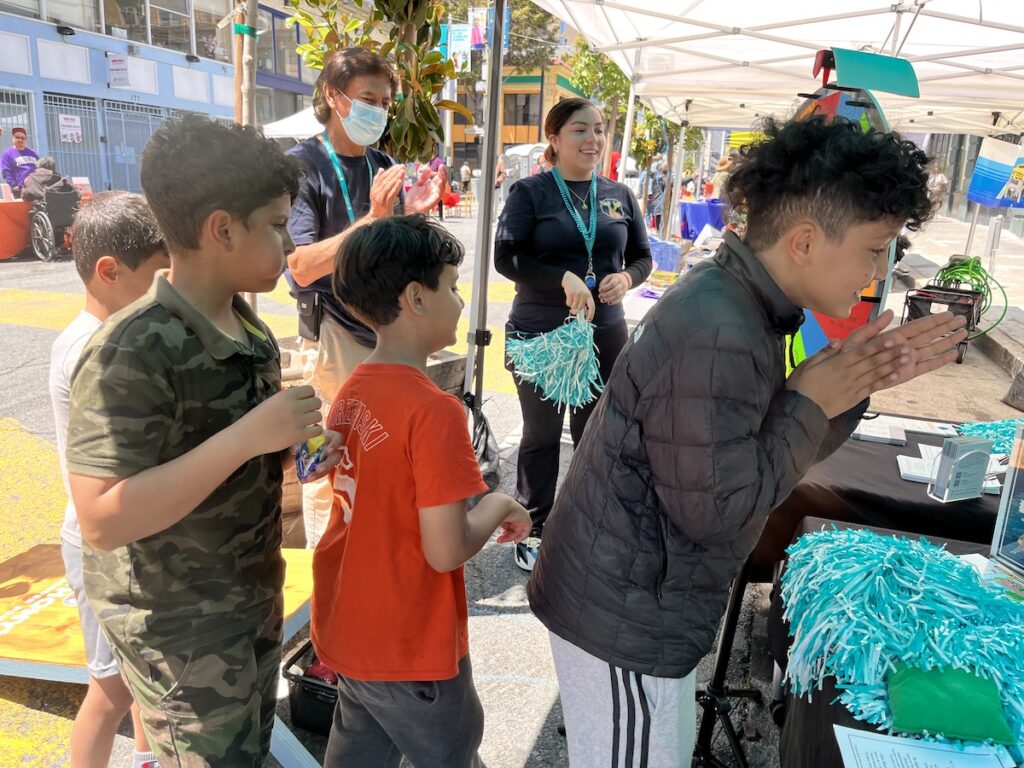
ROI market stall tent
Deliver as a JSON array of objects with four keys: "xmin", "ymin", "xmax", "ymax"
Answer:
[
  {"xmin": 262, "ymin": 107, "xmax": 321, "ymax": 140},
  {"xmin": 529, "ymin": 0, "xmax": 1024, "ymax": 135}
]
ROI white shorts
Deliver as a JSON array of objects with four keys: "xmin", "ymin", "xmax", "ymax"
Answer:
[{"xmin": 61, "ymin": 539, "xmax": 120, "ymax": 679}]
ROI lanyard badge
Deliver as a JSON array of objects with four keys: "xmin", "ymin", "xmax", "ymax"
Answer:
[
  {"xmin": 551, "ymin": 168, "xmax": 598, "ymax": 288},
  {"xmin": 321, "ymin": 131, "xmax": 375, "ymax": 224}
]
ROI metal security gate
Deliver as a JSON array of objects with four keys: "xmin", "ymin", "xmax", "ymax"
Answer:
[
  {"xmin": 42, "ymin": 94, "xmax": 104, "ymax": 191},
  {"xmin": 0, "ymin": 89, "xmax": 34, "ymax": 148},
  {"xmin": 104, "ymin": 101, "xmax": 166, "ymax": 192}
]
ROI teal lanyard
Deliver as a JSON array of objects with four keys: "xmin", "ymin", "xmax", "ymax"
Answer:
[
  {"xmin": 551, "ymin": 168, "xmax": 598, "ymax": 288},
  {"xmin": 321, "ymin": 131, "xmax": 374, "ymax": 224}
]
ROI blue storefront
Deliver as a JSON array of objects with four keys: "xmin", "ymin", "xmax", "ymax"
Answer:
[{"xmin": 0, "ymin": 0, "xmax": 314, "ymax": 192}]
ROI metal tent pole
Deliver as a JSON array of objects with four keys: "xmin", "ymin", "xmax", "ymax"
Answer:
[
  {"xmin": 617, "ymin": 50, "xmax": 642, "ymax": 187},
  {"xmin": 462, "ymin": 0, "xmax": 508, "ymax": 411},
  {"xmin": 964, "ymin": 204, "xmax": 981, "ymax": 257},
  {"xmin": 664, "ymin": 116, "xmax": 688, "ymax": 240}
]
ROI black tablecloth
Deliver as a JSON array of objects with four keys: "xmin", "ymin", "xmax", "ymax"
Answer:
[
  {"xmin": 768, "ymin": 517, "xmax": 990, "ymax": 768},
  {"xmin": 749, "ymin": 426, "xmax": 1001, "ymax": 582}
]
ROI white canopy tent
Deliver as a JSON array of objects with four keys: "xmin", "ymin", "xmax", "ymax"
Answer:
[
  {"xmin": 530, "ymin": 0, "xmax": 1024, "ymax": 135},
  {"xmin": 262, "ymin": 107, "xmax": 321, "ymax": 140}
]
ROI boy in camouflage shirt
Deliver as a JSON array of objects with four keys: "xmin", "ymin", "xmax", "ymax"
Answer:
[{"xmin": 66, "ymin": 115, "xmax": 342, "ymax": 767}]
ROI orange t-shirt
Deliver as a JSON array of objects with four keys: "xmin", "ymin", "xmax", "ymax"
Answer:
[{"xmin": 311, "ymin": 364, "xmax": 488, "ymax": 681}]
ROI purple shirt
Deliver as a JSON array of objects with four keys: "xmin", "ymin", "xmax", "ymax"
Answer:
[{"xmin": 1, "ymin": 146, "xmax": 39, "ymax": 188}]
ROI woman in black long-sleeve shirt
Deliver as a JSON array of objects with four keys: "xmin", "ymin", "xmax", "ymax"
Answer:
[{"xmin": 495, "ymin": 97, "xmax": 652, "ymax": 572}]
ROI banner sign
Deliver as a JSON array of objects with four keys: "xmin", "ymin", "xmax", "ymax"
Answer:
[
  {"xmin": 967, "ymin": 137, "xmax": 1024, "ymax": 208},
  {"xmin": 58, "ymin": 114, "xmax": 82, "ymax": 144},
  {"xmin": 108, "ymin": 53, "xmax": 130, "ymax": 88}
]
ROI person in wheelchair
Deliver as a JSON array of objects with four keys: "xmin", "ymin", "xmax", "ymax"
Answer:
[
  {"xmin": 24, "ymin": 157, "xmax": 82, "ymax": 261},
  {"xmin": 22, "ymin": 156, "xmax": 79, "ymax": 203}
]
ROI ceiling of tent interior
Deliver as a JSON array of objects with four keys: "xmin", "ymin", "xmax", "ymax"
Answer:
[{"xmin": 530, "ymin": 0, "xmax": 1024, "ymax": 134}]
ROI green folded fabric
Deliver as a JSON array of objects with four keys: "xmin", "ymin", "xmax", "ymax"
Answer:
[{"xmin": 887, "ymin": 664, "xmax": 1015, "ymax": 744}]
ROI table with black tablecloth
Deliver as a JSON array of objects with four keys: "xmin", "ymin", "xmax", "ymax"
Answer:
[
  {"xmin": 749, "ymin": 424, "xmax": 1000, "ymax": 583},
  {"xmin": 765, "ymin": 517, "xmax": 992, "ymax": 768}
]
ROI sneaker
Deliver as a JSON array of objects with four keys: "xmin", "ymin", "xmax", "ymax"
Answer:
[{"xmin": 514, "ymin": 536, "xmax": 542, "ymax": 572}]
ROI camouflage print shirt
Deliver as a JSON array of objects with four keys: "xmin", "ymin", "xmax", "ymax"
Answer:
[{"xmin": 67, "ymin": 272, "xmax": 285, "ymax": 658}]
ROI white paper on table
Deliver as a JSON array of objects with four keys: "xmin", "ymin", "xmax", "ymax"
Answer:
[
  {"xmin": 869, "ymin": 415, "xmax": 959, "ymax": 438},
  {"xmin": 833, "ymin": 726, "xmax": 1016, "ymax": 768},
  {"xmin": 959, "ymin": 553, "xmax": 991, "ymax": 575}
]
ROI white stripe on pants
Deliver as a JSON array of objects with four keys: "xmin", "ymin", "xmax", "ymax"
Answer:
[{"xmin": 549, "ymin": 631, "xmax": 696, "ymax": 768}]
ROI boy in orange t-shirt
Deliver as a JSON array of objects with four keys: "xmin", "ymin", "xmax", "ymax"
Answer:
[{"xmin": 312, "ymin": 214, "xmax": 531, "ymax": 767}]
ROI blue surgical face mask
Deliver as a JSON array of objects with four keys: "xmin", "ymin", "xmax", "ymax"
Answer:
[{"xmin": 339, "ymin": 92, "xmax": 389, "ymax": 147}]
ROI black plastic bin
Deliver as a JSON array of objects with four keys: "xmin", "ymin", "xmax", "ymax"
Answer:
[
  {"xmin": 902, "ymin": 284, "xmax": 982, "ymax": 364},
  {"xmin": 282, "ymin": 638, "xmax": 337, "ymax": 736}
]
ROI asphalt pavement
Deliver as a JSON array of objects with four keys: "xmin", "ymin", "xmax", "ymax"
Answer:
[{"xmin": 0, "ymin": 207, "xmax": 1020, "ymax": 768}]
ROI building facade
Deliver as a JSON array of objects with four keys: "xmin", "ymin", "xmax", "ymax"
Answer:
[
  {"xmin": 0, "ymin": 0, "xmax": 315, "ymax": 192},
  {"xmin": 451, "ymin": 60, "xmax": 584, "ymax": 173}
]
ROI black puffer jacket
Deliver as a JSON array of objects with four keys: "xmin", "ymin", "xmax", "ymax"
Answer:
[{"xmin": 528, "ymin": 231, "xmax": 865, "ymax": 678}]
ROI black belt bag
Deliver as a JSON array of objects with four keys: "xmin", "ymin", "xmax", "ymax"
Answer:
[{"xmin": 296, "ymin": 291, "xmax": 322, "ymax": 342}]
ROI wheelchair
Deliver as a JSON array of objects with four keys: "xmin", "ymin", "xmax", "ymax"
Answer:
[{"xmin": 29, "ymin": 186, "xmax": 79, "ymax": 262}]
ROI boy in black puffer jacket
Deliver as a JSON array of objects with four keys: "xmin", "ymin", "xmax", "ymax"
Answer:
[{"xmin": 527, "ymin": 116, "xmax": 968, "ymax": 768}]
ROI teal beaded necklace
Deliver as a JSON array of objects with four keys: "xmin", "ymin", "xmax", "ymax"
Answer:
[{"xmin": 551, "ymin": 167, "xmax": 598, "ymax": 289}]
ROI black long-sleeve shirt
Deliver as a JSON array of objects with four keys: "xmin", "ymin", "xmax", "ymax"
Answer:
[{"xmin": 495, "ymin": 172, "xmax": 652, "ymax": 333}]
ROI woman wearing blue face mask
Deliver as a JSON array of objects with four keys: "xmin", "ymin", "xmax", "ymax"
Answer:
[{"xmin": 285, "ymin": 48, "xmax": 447, "ymax": 549}]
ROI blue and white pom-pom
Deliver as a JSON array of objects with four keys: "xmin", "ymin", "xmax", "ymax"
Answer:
[
  {"xmin": 506, "ymin": 313, "xmax": 604, "ymax": 409},
  {"xmin": 958, "ymin": 418, "xmax": 1024, "ymax": 454},
  {"xmin": 781, "ymin": 527, "xmax": 1024, "ymax": 744}
]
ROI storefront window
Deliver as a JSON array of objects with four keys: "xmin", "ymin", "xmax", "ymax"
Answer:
[
  {"xmin": 194, "ymin": 0, "xmax": 231, "ymax": 63},
  {"xmin": 0, "ymin": 0, "xmax": 39, "ymax": 20},
  {"xmin": 297, "ymin": 26, "xmax": 320, "ymax": 85},
  {"xmin": 150, "ymin": 5, "xmax": 191, "ymax": 54},
  {"xmin": 274, "ymin": 14, "xmax": 299, "ymax": 78},
  {"xmin": 274, "ymin": 90, "xmax": 300, "ymax": 120},
  {"xmin": 47, "ymin": 0, "xmax": 100, "ymax": 32},
  {"xmin": 255, "ymin": 86, "xmax": 275, "ymax": 126},
  {"xmin": 256, "ymin": 10, "xmax": 275, "ymax": 72},
  {"xmin": 105, "ymin": 0, "xmax": 148, "ymax": 44}
]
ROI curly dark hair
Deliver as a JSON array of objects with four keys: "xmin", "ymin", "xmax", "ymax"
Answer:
[
  {"xmin": 140, "ymin": 114, "xmax": 303, "ymax": 252},
  {"xmin": 725, "ymin": 116, "xmax": 932, "ymax": 252},
  {"xmin": 333, "ymin": 214, "xmax": 464, "ymax": 327}
]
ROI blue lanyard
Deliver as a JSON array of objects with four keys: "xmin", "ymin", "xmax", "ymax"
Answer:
[
  {"xmin": 551, "ymin": 168, "xmax": 598, "ymax": 288},
  {"xmin": 321, "ymin": 131, "xmax": 374, "ymax": 224}
]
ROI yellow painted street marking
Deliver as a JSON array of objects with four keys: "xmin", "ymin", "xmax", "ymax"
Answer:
[
  {"xmin": 0, "ymin": 685, "xmax": 74, "ymax": 768},
  {"xmin": 264, "ymin": 277, "xmax": 295, "ymax": 307},
  {"xmin": 0, "ymin": 284, "xmax": 518, "ymax": 395},
  {"xmin": 459, "ymin": 281, "xmax": 517, "ymax": 305},
  {"xmin": 0, "ymin": 289, "xmax": 81, "ymax": 331},
  {"xmin": 448, "ymin": 318, "xmax": 515, "ymax": 396},
  {"xmin": 0, "ymin": 418, "xmax": 63, "ymax": 566}
]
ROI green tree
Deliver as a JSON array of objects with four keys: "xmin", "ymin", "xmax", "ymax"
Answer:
[
  {"xmin": 565, "ymin": 38, "xmax": 629, "ymax": 175},
  {"xmin": 287, "ymin": 0, "xmax": 473, "ymax": 162}
]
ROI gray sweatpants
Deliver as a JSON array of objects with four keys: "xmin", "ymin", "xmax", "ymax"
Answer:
[
  {"xmin": 550, "ymin": 631, "xmax": 697, "ymax": 768},
  {"xmin": 323, "ymin": 653, "xmax": 483, "ymax": 768}
]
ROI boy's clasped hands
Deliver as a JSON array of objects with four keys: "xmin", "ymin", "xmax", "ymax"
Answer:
[{"xmin": 787, "ymin": 309, "xmax": 968, "ymax": 419}]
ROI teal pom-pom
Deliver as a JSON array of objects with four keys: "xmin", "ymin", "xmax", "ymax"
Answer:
[
  {"xmin": 958, "ymin": 419, "xmax": 1024, "ymax": 454},
  {"xmin": 781, "ymin": 527, "xmax": 1024, "ymax": 745},
  {"xmin": 506, "ymin": 314, "xmax": 604, "ymax": 409}
]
